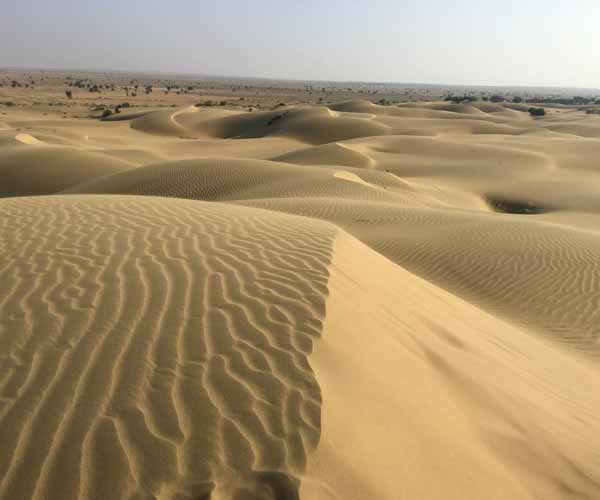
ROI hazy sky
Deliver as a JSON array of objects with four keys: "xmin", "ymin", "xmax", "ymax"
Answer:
[{"xmin": 2, "ymin": 0, "xmax": 599, "ymax": 88}]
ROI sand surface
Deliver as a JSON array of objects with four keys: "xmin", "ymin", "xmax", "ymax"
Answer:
[{"xmin": 1, "ymin": 99, "xmax": 600, "ymax": 499}]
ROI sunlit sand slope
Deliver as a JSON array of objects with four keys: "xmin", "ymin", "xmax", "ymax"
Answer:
[
  {"xmin": 0, "ymin": 195, "xmax": 335, "ymax": 500},
  {"xmin": 303, "ymin": 232, "xmax": 600, "ymax": 500}
]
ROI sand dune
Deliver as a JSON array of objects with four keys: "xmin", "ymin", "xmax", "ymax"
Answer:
[
  {"xmin": 64, "ymin": 157, "xmax": 415, "ymax": 207},
  {"xmin": 0, "ymin": 195, "xmax": 335, "ymax": 500},
  {"xmin": 2, "ymin": 98, "xmax": 600, "ymax": 499},
  {"xmin": 304, "ymin": 231, "xmax": 600, "ymax": 500},
  {"xmin": 0, "ymin": 143, "xmax": 134, "ymax": 197},
  {"xmin": 128, "ymin": 101, "xmax": 533, "ymax": 145}
]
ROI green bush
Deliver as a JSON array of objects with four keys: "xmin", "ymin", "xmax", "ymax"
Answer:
[{"xmin": 528, "ymin": 107, "xmax": 546, "ymax": 117}]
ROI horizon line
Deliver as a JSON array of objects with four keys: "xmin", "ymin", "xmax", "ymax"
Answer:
[{"xmin": 2, "ymin": 64, "xmax": 599, "ymax": 93}]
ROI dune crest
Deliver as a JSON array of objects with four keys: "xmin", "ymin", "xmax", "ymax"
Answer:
[{"xmin": 15, "ymin": 133, "xmax": 44, "ymax": 145}]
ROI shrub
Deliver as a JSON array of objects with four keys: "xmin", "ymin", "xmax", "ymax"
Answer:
[
  {"xmin": 529, "ymin": 107, "xmax": 546, "ymax": 117},
  {"xmin": 101, "ymin": 109, "xmax": 112, "ymax": 118},
  {"xmin": 65, "ymin": 90, "xmax": 72, "ymax": 99},
  {"xmin": 445, "ymin": 95, "xmax": 476, "ymax": 104},
  {"xmin": 267, "ymin": 113, "xmax": 285, "ymax": 126}
]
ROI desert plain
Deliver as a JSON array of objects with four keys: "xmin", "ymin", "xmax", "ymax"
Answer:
[{"xmin": 1, "ymin": 70, "xmax": 600, "ymax": 500}]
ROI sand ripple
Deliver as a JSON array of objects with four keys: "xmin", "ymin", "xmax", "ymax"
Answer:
[{"xmin": 0, "ymin": 195, "xmax": 335, "ymax": 500}]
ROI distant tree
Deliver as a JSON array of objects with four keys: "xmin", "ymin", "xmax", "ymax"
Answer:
[
  {"xmin": 528, "ymin": 107, "xmax": 546, "ymax": 117},
  {"xmin": 490, "ymin": 95, "xmax": 505, "ymax": 103},
  {"xmin": 512, "ymin": 96, "xmax": 523, "ymax": 103}
]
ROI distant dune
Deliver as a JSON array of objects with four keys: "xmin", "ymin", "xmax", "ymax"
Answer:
[{"xmin": 2, "ymin": 98, "xmax": 600, "ymax": 499}]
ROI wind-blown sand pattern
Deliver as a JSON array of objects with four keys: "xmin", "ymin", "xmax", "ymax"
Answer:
[
  {"xmin": 0, "ymin": 196, "xmax": 334, "ymax": 500},
  {"xmin": 2, "ymin": 98, "xmax": 600, "ymax": 499}
]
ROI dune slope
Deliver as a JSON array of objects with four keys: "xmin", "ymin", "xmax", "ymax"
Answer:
[
  {"xmin": 0, "ymin": 145, "xmax": 133, "ymax": 197},
  {"xmin": 304, "ymin": 231, "xmax": 600, "ymax": 500},
  {"xmin": 0, "ymin": 195, "xmax": 335, "ymax": 500}
]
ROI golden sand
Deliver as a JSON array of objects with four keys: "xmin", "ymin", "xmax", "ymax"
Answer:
[{"xmin": 1, "ymin": 99, "xmax": 600, "ymax": 499}]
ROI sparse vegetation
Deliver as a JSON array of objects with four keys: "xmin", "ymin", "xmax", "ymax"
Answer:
[
  {"xmin": 528, "ymin": 96, "xmax": 599, "ymax": 106},
  {"xmin": 529, "ymin": 107, "xmax": 546, "ymax": 117},
  {"xmin": 267, "ymin": 113, "xmax": 287, "ymax": 126},
  {"xmin": 445, "ymin": 94, "xmax": 477, "ymax": 104}
]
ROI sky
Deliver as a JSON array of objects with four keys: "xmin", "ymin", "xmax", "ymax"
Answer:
[{"xmin": 1, "ymin": 0, "xmax": 599, "ymax": 88}]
